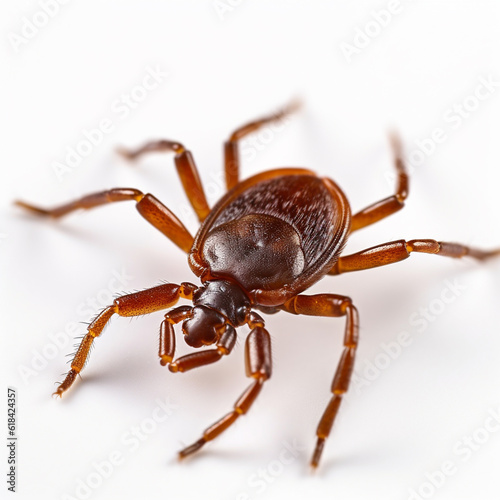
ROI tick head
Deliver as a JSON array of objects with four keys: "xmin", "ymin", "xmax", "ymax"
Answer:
[{"xmin": 182, "ymin": 305, "xmax": 226, "ymax": 348}]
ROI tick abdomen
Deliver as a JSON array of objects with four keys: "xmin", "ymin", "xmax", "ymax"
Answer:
[
  {"xmin": 202, "ymin": 213, "xmax": 305, "ymax": 290},
  {"xmin": 201, "ymin": 174, "xmax": 347, "ymax": 291}
]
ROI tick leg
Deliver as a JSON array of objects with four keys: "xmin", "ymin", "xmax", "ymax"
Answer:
[
  {"xmin": 159, "ymin": 305, "xmax": 192, "ymax": 366},
  {"xmin": 224, "ymin": 100, "xmax": 300, "ymax": 190},
  {"xmin": 54, "ymin": 282, "xmax": 197, "ymax": 397},
  {"xmin": 167, "ymin": 325, "xmax": 237, "ymax": 372},
  {"xmin": 281, "ymin": 294, "xmax": 359, "ymax": 468},
  {"xmin": 16, "ymin": 188, "xmax": 194, "ymax": 253},
  {"xmin": 178, "ymin": 326, "xmax": 272, "ymax": 459},
  {"xmin": 329, "ymin": 239, "xmax": 500, "ymax": 275},
  {"xmin": 350, "ymin": 133, "xmax": 409, "ymax": 232},
  {"xmin": 117, "ymin": 140, "xmax": 210, "ymax": 222}
]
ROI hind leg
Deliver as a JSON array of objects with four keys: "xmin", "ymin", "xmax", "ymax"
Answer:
[
  {"xmin": 351, "ymin": 133, "xmax": 409, "ymax": 232},
  {"xmin": 118, "ymin": 140, "xmax": 210, "ymax": 221},
  {"xmin": 224, "ymin": 100, "xmax": 300, "ymax": 190}
]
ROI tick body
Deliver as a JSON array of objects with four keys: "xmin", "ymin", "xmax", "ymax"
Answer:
[
  {"xmin": 191, "ymin": 169, "xmax": 350, "ymax": 307},
  {"xmin": 16, "ymin": 102, "xmax": 499, "ymax": 469}
]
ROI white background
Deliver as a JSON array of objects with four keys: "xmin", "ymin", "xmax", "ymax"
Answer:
[{"xmin": 2, "ymin": 1, "xmax": 500, "ymax": 499}]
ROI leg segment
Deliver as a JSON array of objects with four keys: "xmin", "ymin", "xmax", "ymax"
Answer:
[
  {"xmin": 281, "ymin": 294, "xmax": 359, "ymax": 468},
  {"xmin": 178, "ymin": 326, "xmax": 272, "ymax": 459},
  {"xmin": 351, "ymin": 133, "xmax": 409, "ymax": 232},
  {"xmin": 54, "ymin": 282, "xmax": 197, "ymax": 397},
  {"xmin": 118, "ymin": 140, "xmax": 210, "ymax": 222},
  {"xmin": 167, "ymin": 324, "xmax": 237, "ymax": 373},
  {"xmin": 159, "ymin": 306, "xmax": 193, "ymax": 366},
  {"xmin": 224, "ymin": 100, "xmax": 300, "ymax": 190},
  {"xmin": 159, "ymin": 305, "xmax": 238, "ymax": 371},
  {"xmin": 16, "ymin": 188, "xmax": 194, "ymax": 253},
  {"xmin": 329, "ymin": 239, "xmax": 500, "ymax": 275}
]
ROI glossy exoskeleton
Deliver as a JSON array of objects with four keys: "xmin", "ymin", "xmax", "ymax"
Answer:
[{"xmin": 16, "ymin": 102, "xmax": 499, "ymax": 468}]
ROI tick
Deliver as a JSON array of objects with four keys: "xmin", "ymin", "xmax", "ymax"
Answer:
[{"xmin": 15, "ymin": 102, "xmax": 499, "ymax": 468}]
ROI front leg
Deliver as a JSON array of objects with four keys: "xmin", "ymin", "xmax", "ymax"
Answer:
[
  {"xmin": 167, "ymin": 327, "xmax": 237, "ymax": 373},
  {"xmin": 178, "ymin": 325, "xmax": 272, "ymax": 459},
  {"xmin": 54, "ymin": 282, "xmax": 197, "ymax": 397},
  {"xmin": 281, "ymin": 293, "xmax": 359, "ymax": 468},
  {"xmin": 158, "ymin": 305, "xmax": 237, "ymax": 371}
]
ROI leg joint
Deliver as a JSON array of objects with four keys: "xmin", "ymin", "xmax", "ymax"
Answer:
[
  {"xmin": 339, "ymin": 297, "xmax": 353, "ymax": 315},
  {"xmin": 406, "ymin": 239, "xmax": 441, "ymax": 254}
]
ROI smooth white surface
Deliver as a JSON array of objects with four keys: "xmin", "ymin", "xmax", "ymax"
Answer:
[{"xmin": 2, "ymin": 1, "xmax": 500, "ymax": 499}]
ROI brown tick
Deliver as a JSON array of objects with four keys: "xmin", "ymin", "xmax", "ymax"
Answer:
[{"xmin": 15, "ymin": 102, "xmax": 500, "ymax": 468}]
